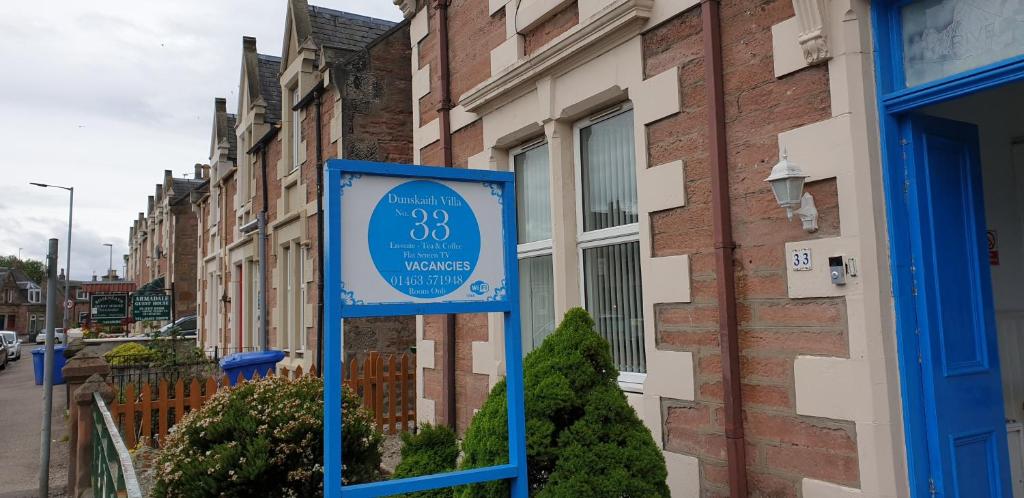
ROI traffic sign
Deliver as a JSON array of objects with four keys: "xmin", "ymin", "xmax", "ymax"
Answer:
[{"xmin": 65, "ymin": 299, "xmax": 74, "ymax": 310}]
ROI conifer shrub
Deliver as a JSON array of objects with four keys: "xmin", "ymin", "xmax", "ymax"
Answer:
[
  {"xmin": 153, "ymin": 376, "xmax": 382, "ymax": 497},
  {"xmin": 392, "ymin": 423, "xmax": 460, "ymax": 498},
  {"xmin": 458, "ymin": 307, "xmax": 669, "ymax": 497}
]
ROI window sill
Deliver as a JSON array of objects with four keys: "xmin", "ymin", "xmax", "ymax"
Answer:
[{"xmin": 617, "ymin": 372, "xmax": 646, "ymax": 394}]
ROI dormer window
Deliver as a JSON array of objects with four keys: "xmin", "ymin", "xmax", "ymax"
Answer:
[{"xmin": 28, "ymin": 289, "xmax": 41, "ymax": 303}]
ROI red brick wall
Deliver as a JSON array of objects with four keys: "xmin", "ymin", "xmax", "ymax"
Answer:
[
  {"xmin": 336, "ymin": 24, "xmax": 418, "ymax": 357},
  {"xmin": 524, "ymin": 1, "xmax": 579, "ymax": 55},
  {"xmin": 419, "ymin": 119, "xmax": 483, "ymax": 168},
  {"xmin": 339, "ymin": 23, "xmax": 414, "ymax": 165},
  {"xmin": 417, "ymin": 0, "xmax": 506, "ymax": 128},
  {"xmin": 171, "ymin": 202, "xmax": 198, "ymax": 316},
  {"xmin": 644, "ymin": 3, "xmax": 853, "ymax": 496},
  {"xmin": 257, "ymin": 132, "xmax": 283, "ymax": 348}
]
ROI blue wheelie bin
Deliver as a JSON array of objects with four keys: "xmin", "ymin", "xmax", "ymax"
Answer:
[
  {"xmin": 219, "ymin": 350, "xmax": 286, "ymax": 385},
  {"xmin": 32, "ymin": 345, "xmax": 67, "ymax": 386}
]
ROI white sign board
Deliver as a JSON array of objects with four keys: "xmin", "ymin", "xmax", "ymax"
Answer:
[{"xmin": 338, "ymin": 173, "xmax": 508, "ymax": 306}]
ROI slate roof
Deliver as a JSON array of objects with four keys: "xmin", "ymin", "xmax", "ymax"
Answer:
[
  {"xmin": 171, "ymin": 178, "xmax": 206, "ymax": 203},
  {"xmin": 216, "ymin": 111, "xmax": 238, "ymax": 161},
  {"xmin": 257, "ymin": 54, "xmax": 282, "ymax": 124},
  {"xmin": 306, "ymin": 6, "xmax": 395, "ymax": 53}
]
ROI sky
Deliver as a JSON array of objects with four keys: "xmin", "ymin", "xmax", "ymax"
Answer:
[{"xmin": 0, "ymin": 0, "xmax": 402, "ymax": 281}]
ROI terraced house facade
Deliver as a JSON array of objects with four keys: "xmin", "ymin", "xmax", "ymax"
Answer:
[
  {"xmin": 113, "ymin": 0, "xmax": 1024, "ymax": 495},
  {"xmin": 392, "ymin": 0, "xmax": 1024, "ymax": 496},
  {"xmin": 191, "ymin": 0, "xmax": 417, "ymax": 372}
]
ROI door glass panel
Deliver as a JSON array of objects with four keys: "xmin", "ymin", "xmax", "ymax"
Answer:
[{"xmin": 902, "ymin": 0, "xmax": 1024, "ymax": 87}]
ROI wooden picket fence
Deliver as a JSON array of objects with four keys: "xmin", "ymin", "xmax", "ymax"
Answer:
[
  {"xmin": 339, "ymin": 352, "xmax": 417, "ymax": 435},
  {"xmin": 108, "ymin": 352, "xmax": 416, "ymax": 448}
]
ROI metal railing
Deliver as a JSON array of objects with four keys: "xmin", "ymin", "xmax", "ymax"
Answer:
[{"xmin": 92, "ymin": 392, "xmax": 143, "ymax": 498}]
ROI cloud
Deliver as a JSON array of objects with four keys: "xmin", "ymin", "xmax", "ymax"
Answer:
[{"xmin": 0, "ymin": 0, "xmax": 402, "ymax": 281}]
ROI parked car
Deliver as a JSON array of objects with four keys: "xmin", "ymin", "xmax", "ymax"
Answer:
[
  {"xmin": 158, "ymin": 315, "xmax": 197, "ymax": 338},
  {"xmin": 0, "ymin": 339, "xmax": 7, "ymax": 370},
  {"xmin": 35, "ymin": 328, "xmax": 66, "ymax": 344},
  {"xmin": 1, "ymin": 331, "xmax": 21, "ymax": 361}
]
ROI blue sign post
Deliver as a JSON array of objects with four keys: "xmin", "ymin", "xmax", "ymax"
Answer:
[{"xmin": 323, "ymin": 160, "xmax": 527, "ymax": 498}]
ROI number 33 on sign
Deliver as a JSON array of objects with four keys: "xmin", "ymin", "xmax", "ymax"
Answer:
[{"xmin": 791, "ymin": 248, "xmax": 812, "ymax": 271}]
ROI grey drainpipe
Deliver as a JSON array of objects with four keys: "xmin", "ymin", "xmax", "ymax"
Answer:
[{"xmin": 314, "ymin": 90, "xmax": 326, "ymax": 375}]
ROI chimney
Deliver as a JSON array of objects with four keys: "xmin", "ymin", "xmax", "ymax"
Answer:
[
  {"xmin": 91, "ymin": 272, "xmax": 98, "ymax": 282},
  {"xmin": 194, "ymin": 163, "xmax": 204, "ymax": 180},
  {"xmin": 147, "ymin": 196, "xmax": 155, "ymax": 214},
  {"xmin": 215, "ymin": 98, "xmax": 227, "ymax": 114},
  {"xmin": 59, "ymin": 268, "xmax": 66, "ymax": 281},
  {"xmin": 155, "ymin": 184, "xmax": 163, "ymax": 202},
  {"xmin": 202, "ymin": 164, "xmax": 211, "ymax": 179},
  {"xmin": 243, "ymin": 36, "xmax": 257, "ymax": 53}
]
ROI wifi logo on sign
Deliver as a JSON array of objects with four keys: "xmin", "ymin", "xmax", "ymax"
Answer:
[{"xmin": 470, "ymin": 280, "xmax": 489, "ymax": 296}]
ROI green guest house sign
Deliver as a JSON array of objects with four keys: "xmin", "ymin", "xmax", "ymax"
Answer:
[
  {"xmin": 90, "ymin": 293, "xmax": 129, "ymax": 324},
  {"xmin": 132, "ymin": 293, "xmax": 172, "ymax": 321}
]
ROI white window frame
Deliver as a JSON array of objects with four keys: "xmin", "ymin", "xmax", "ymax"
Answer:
[
  {"xmin": 76, "ymin": 289, "xmax": 87, "ymax": 300},
  {"xmin": 248, "ymin": 259, "xmax": 259, "ymax": 349},
  {"xmin": 291, "ymin": 86, "xmax": 302, "ymax": 171},
  {"xmin": 571, "ymin": 102, "xmax": 645, "ymax": 391},
  {"xmin": 298, "ymin": 249, "xmax": 306, "ymax": 353},
  {"xmin": 511, "ymin": 138, "xmax": 557, "ymax": 356},
  {"xmin": 511, "ymin": 138, "xmax": 554, "ymax": 260},
  {"xmin": 282, "ymin": 243, "xmax": 293, "ymax": 353},
  {"xmin": 28, "ymin": 288, "xmax": 41, "ymax": 303}
]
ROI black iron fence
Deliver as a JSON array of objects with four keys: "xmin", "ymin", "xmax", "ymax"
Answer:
[{"xmin": 105, "ymin": 346, "xmax": 263, "ymax": 399}]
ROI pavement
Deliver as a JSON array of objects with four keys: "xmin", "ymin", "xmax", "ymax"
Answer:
[{"xmin": 0, "ymin": 338, "xmax": 69, "ymax": 498}]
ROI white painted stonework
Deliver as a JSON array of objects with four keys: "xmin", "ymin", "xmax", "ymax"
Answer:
[{"xmin": 774, "ymin": 0, "xmax": 908, "ymax": 497}]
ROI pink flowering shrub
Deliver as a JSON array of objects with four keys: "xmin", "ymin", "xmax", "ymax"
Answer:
[{"xmin": 153, "ymin": 375, "xmax": 382, "ymax": 497}]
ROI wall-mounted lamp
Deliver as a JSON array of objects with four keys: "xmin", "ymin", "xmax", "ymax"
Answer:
[{"xmin": 765, "ymin": 150, "xmax": 818, "ymax": 233}]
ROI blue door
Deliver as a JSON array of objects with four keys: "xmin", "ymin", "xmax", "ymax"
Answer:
[{"xmin": 902, "ymin": 114, "xmax": 1010, "ymax": 497}]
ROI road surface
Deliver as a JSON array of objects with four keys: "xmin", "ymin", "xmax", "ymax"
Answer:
[{"xmin": 0, "ymin": 338, "xmax": 69, "ymax": 497}]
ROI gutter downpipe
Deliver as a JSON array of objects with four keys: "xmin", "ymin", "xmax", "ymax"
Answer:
[
  {"xmin": 315, "ymin": 88, "xmax": 326, "ymax": 376},
  {"xmin": 702, "ymin": 0, "xmax": 748, "ymax": 495},
  {"xmin": 258, "ymin": 146, "xmax": 269, "ymax": 351},
  {"xmin": 435, "ymin": 0, "xmax": 458, "ymax": 431},
  {"xmin": 246, "ymin": 125, "xmax": 278, "ymax": 353}
]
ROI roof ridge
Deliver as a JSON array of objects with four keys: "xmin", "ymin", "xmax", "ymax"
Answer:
[{"xmin": 307, "ymin": 5, "xmax": 396, "ymax": 26}]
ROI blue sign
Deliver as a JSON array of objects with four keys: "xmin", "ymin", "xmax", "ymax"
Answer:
[
  {"xmin": 323, "ymin": 160, "xmax": 528, "ymax": 498},
  {"xmin": 368, "ymin": 180, "xmax": 481, "ymax": 299}
]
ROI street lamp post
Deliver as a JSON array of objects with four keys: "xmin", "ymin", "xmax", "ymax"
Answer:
[
  {"xmin": 103, "ymin": 243, "xmax": 113, "ymax": 278},
  {"xmin": 30, "ymin": 182, "xmax": 73, "ymax": 329}
]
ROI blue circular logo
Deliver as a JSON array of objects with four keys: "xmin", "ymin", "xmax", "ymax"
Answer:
[{"xmin": 368, "ymin": 180, "xmax": 481, "ymax": 299}]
